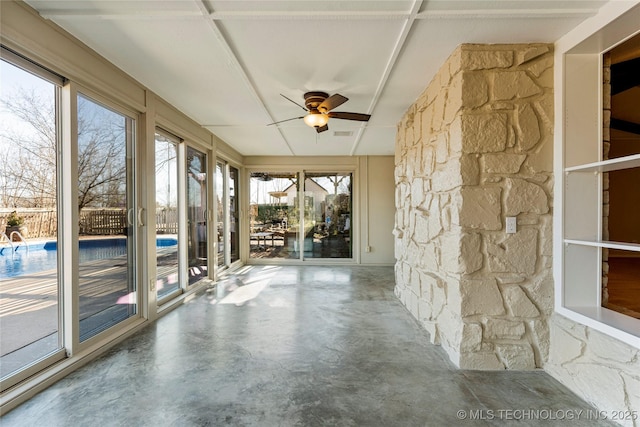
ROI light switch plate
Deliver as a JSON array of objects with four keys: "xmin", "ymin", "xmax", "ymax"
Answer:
[{"xmin": 506, "ymin": 217, "xmax": 517, "ymax": 234}]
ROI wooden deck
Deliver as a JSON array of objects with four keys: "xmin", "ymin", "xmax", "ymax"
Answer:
[
  {"xmin": 0, "ymin": 256, "xmax": 141, "ymax": 357},
  {"xmin": 0, "ymin": 251, "xmax": 180, "ymax": 378}
]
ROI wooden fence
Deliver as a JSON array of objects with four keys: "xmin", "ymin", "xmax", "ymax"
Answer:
[
  {"xmin": 79, "ymin": 209, "xmax": 126, "ymax": 235},
  {"xmin": 0, "ymin": 209, "xmax": 57, "ymax": 239},
  {"xmin": 156, "ymin": 208, "xmax": 178, "ymax": 234},
  {"xmin": 1, "ymin": 207, "xmax": 179, "ymax": 238}
]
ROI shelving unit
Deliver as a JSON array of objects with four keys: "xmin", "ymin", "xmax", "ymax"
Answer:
[
  {"xmin": 565, "ymin": 153, "xmax": 640, "ymax": 173},
  {"xmin": 564, "ymin": 239, "xmax": 640, "ymax": 252}
]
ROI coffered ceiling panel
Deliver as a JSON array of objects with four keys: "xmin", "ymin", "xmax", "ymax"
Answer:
[{"xmin": 25, "ymin": 0, "xmax": 609, "ymax": 157}]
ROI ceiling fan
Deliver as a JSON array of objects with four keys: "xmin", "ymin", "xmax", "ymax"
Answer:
[{"xmin": 268, "ymin": 91, "xmax": 371, "ymax": 133}]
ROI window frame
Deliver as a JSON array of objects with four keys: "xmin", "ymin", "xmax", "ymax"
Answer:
[
  {"xmin": 555, "ymin": 3, "xmax": 640, "ymax": 349},
  {"xmin": 72, "ymin": 86, "xmax": 142, "ymax": 350},
  {"xmin": 0, "ymin": 46, "xmax": 67, "ymax": 392},
  {"xmin": 215, "ymin": 160, "xmax": 242, "ymax": 270},
  {"xmin": 245, "ymin": 167, "xmax": 358, "ymax": 264},
  {"xmin": 154, "ymin": 127, "xmax": 185, "ymax": 305}
]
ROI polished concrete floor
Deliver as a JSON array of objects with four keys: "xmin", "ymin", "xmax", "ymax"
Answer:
[{"xmin": 3, "ymin": 266, "xmax": 615, "ymax": 426}]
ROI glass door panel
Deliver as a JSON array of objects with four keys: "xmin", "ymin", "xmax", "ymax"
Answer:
[
  {"xmin": 187, "ymin": 147, "xmax": 207, "ymax": 284},
  {"xmin": 77, "ymin": 94, "xmax": 137, "ymax": 342},
  {"xmin": 216, "ymin": 162, "xmax": 240, "ymax": 269},
  {"xmin": 249, "ymin": 172, "xmax": 299, "ymax": 260},
  {"xmin": 215, "ymin": 161, "xmax": 226, "ymax": 268},
  {"xmin": 229, "ymin": 166, "xmax": 239, "ymax": 263},
  {"xmin": 0, "ymin": 58, "xmax": 61, "ymax": 379},
  {"xmin": 303, "ymin": 173, "xmax": 352, "ymax": 259},
  {"xmin": 155, "ymin": 132, "xmax": 180, "ymax": 300}
]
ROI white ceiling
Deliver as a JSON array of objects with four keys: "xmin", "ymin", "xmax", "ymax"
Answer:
[{"xmin": 25, "ymin": 0, "xmax": 609, "ymax": 157}]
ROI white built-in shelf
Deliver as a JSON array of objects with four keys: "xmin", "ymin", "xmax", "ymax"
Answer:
[
  {"xmin": 564, "ymin": 153, "xmax": 640, "ymax": 173},
  {"xmin": 564, "ymin": 239, "xmax": 640, "ymax": 252},
  {"xmin": 562, "ymin": 306, "xmax": 640, "ymax": 346}
]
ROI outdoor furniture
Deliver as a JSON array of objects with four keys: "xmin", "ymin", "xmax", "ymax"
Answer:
[{"xmin": 250, "ymin": 232, "xmax": 274, "ymax": 250}]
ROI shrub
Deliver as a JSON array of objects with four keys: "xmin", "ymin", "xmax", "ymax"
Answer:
[{"xmin": 6, "ymin": 211, "xmax": 24, "ymax": 227}]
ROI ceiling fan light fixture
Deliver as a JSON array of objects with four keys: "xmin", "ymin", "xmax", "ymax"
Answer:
[
  {"xmin": 269, "ymin": 92, "xmax": 370, "ymax": 130},
  {"xmin": 303, "ymin": 110, "xmax": 329, "ymax": 128}
]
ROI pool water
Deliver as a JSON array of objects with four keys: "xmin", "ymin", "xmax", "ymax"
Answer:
[{"xmin": 0, "ymin": 237, "xmax": 177, "ymax": 279}]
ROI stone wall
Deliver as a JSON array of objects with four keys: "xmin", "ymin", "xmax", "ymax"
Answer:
[
  {"xmin": 394, "ymin": 44, "xmax": 554, "ymax": 369},
  {"xmin": 546, "ymin": 316, "xmax": 640, "ymax": 427}
]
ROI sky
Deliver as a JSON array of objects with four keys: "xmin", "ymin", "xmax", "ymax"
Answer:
[{"xmin": 0, "ymin": 59, "xmax": 56, "ymax": 150}]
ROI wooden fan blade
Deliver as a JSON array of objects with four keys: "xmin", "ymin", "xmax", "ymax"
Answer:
[
  {"xmin": 318, "ymin": 94, "xmax": 348, "ymax": 113},
  {"xmin": 328, "ymin": 111, "xmax": 371, "ymax": 122},
  {"xmin": 281, "ymin": 94, "xmax": 308, "ymax": 111},
  {"xmin": 267, "ymin": 116, "xmax": 304, "ymax": 126},
  {"xmin": 316, "ymin": 124, "xmax": 329, "ymax": 133}
]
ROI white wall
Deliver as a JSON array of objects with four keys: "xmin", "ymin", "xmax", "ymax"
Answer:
[{"xmin": 360, "ymin": 156, "xmax": 395, "ymax": 264}]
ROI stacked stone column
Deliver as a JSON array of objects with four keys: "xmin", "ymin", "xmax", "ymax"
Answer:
[{"xmin": 394, "ymin": 44, "xmax": 553, "ymax": 369}]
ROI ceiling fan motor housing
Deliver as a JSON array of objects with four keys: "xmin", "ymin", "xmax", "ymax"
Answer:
[{"xmin": 304, "ymin": 91, "xmax": 329, "ymax": 111}]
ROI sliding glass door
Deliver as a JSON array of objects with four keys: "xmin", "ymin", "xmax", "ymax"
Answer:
[
  {"xmin": 303, "ymin": 173, "xmax": 352, "ymax": 259},
  {"xmin": 247, "ymin": 171, "xmax": 352, "ymax": 261},
  {"xmin": 1, "ymin": 49, "xmax": 144, "ymax": 389},
  {"xmin": 215, "ymin": 161, "xmax": 226, "ymax": 268},
  {"xmin": 155, "ymin": 131, "xmax": 180, "ymax": 300},
  {"xmin": 0, "ymin": 55, "xmax": 63, "ymax": 381},
  {"xmin": 1, "ymin": 46, "xmax": 223, "ymax": 393},
  {"xmin": 187, "ymin": 147, "xmax": 207, "ymax": 285},
  {"xmin": 229, "ymin": 166, "xmax": 239, "ymax": 264},
  {"xmin": 216, "ymin": 160, "xmax": 240, "ymax": 270},
  {"xmin": 77, "ymin": 94, "xmax": 137, "ymax": 342},
  {"xmin": 248, "ymin": 172, "xmax": 300, "ymax": 260}
]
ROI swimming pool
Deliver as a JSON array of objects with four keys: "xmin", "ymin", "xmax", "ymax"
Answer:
[{"xmin": 0, "ymin": 237, "xmax": 177, "ymax": 279}]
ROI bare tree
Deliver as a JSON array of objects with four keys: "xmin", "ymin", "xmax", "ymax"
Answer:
[
  {"xmin": 1, "ymin": 87, "xmax": 127, "ymax": 210},
  {"xmin": 0, "ymin": 87, "xmax": 56, "ymax": 208},
  {"xmin": 154, "ymin": 135, "xmax": 178, "ymax": 209},
  {"xmin": 76, "ymin": 95, "xmax": 127, "ymax": 210}
]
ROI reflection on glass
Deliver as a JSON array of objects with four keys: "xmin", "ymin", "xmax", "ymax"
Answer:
[
  {"xmin": 77, "ymin": 94, "xmax": 136, "ymax": 341},
  {"xmin": 0, "ymin": 59, "xmax": 60, "ymax": 378},
  {"xmin": 605, "ymin": 167, "xmax": 640, "ymax": 245},
  {"xmin": 249, "ymin": 172, "xmax": 299, "ymax": 259},
  {"xmin": 215, "ymin": 161, "xmax": 226, "ymax": 267},
  {"xmin": 303, "ymin": 173, "xmax": 352, "ymax": 259},
  {"xmin": 602, "ymin": 248, "xmax": 640, "ymax": 318},
  {"xmin": 601, "ymin": 36, "xmax": 640, "ymax": 319},
  {"xmin": 187, "ymin": 147, "xmax": 207, "ymax": 284},
  {"xmin": 602, "ymin": 167, "xmax": 640, "ymax": 317},
  {"xmin": 155, "ymin": 132, "xmax": 180, "ymax": 300},
  {"xmin": 230, "ymin": 166, "xmax": 239, "ymax": 263},
  {"xmin": 605, "ymin": 33, "xmax": 640, "ymax": 160}
]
